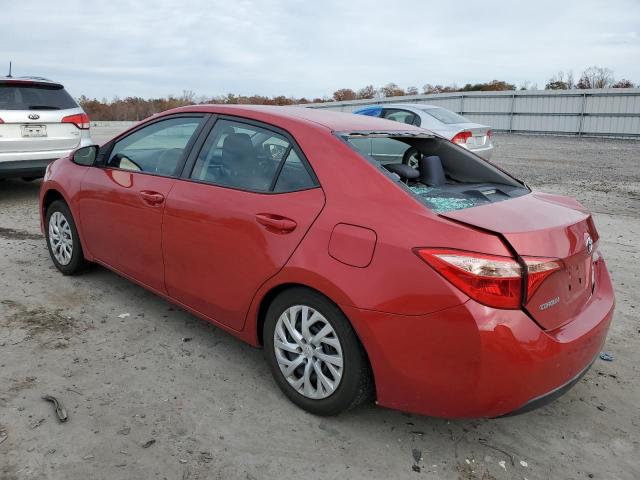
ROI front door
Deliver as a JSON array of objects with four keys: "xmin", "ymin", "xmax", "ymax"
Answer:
[
  {"xmin": 162, "ymin": 118, "xmax": 325, "ymax": 330},
  {"xmin": 78, "ymin": 115, "xmax": 206, "ymax": 292}
]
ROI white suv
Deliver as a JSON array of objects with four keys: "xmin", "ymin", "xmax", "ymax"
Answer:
[{"xmin": 0, "ymin": 76, "xmax": 92, "ymax": 180}]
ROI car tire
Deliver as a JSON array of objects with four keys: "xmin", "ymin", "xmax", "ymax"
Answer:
[
  {"xmin": 263, "ymin": 287, "xmax": 372, "ymax": 416},
  {"xmin": 45, "ymin": 200, "xmax": 91, "ymax": 275},
  {"xmin": 402, "ymin": 146, "xmax": 421, "ymax": 167}
]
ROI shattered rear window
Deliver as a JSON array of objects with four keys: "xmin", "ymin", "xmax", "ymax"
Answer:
[
  {"xmin": 340, "ymin": 131, "xmax": 528, "ymax": 215},
  {"xmin": 408, "ymin": 186, "xmax": 479, "ymax": 213}
]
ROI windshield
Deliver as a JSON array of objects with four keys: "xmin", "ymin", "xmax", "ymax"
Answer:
[
  {"xmin": 0, "ymin": 83, "xmax": 77, "ymax": 110},
  {"xmin": 420, "ymin": 107, "xmax": 469, "ymax": 125}
]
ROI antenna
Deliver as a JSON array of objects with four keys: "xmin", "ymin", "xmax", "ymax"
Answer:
[{"xmin": 7, "ymin": 61, "xmax": 12, "ymax": 78}]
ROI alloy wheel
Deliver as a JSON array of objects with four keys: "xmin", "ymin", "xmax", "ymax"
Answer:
[
  {"xmin": 273, "ymin": 305, "xmax": 344, "ymax": 399},
  {"xmin": 48, "ymin": 211, "xmax": 73, "ymax": 265}
]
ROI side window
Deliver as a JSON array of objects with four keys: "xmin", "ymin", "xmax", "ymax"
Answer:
[
  {"xmin": 383, "ymin": 109, "xmax": 419, "ymax": 126},
  {"xmin": 107, "ymin": 117, "xmax": 202, "ymax": 176},
  {"xmin": 190, "ymin": 119, "xmax": 315, "ymax": 192},
  {"xmin": 274, "ymin": 150, "xmax": 315, "ymax": 192}
]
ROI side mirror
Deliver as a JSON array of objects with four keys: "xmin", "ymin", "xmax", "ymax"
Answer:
[{"xmin": 72, "ymin": 145, "xmax": 98, "ymax": 166}]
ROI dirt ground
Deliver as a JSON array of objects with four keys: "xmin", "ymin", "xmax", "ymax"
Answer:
[{"xmin": 1, "ymin": 133, "xmax": 638, "ymax": 480}]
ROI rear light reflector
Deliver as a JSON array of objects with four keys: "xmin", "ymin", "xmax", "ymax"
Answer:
[
  {"xmin": 522, "ymin": 257, "xmax": 562, "ymax": 302},
  {"xmin": 415, "ymin": 248, "xmax": 563, "ymax": 309},
  {"xmin": 451, "ymin": 131, "xmax": 472, "ymax": 145},
  {"xmin": 62, "ymin": 113, "xmax": 90, "ymax": 129}
]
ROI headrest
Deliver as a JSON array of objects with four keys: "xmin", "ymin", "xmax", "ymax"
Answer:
[
  {"xmin": 418, "ymin": 155, "xmax": 446, "ymax": 186},
  {"xmin": 222, "ymin": 133, "xmax": 254, "ymax": 158}
]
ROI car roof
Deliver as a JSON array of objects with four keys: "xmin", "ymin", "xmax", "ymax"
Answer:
[
  {"xmin": 166, "ymin": 104, "xmax": 426, "ymax": 133},
  {"xmin": 0, "ymin": 76, "xmax": 62, "ymax": 86},
  {"xmin": 356, "ymin": 103, "xmax": 441, "ymax": 111}
]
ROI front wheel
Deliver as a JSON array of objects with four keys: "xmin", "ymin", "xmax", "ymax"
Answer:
[
  {"xmin": 45, "ymin": 200, "xmax": 91, "ymax": 275},
  {"xmin": 263, "ymin": 287, "xmax": 372, "ymax": 416}
]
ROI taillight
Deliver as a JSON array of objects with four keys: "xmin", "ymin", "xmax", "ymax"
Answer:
[
  {"xmin": 451, "ymin": 131, "xmax": 472, "ymax": 145},
  {"xmin": 0, "ymin": 117, "xmax": 4, "ymax": 124},
  {"xmin": 62, "ymin": 113, "xmax": 90, "ymax": 129},
  {"xmin": 522, "ymin": 257, "xmax": 562, "ymax": 302},
  {"xmin": 486, "ymin": 129, "xmax": 493, "ymax": 138},
  {"xmin": 415, "ymin": 248, "xmax": 562, "ymax": 309}
]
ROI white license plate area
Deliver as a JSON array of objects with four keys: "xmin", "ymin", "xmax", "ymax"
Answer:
[{"xmin": 21, "ymin": 124, "xmax": 47, "ymax": 138}]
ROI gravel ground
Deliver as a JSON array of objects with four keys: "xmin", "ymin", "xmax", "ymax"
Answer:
[{"xmin": 1, "ymin": 132, "xmax": 638, "ymax": 480}]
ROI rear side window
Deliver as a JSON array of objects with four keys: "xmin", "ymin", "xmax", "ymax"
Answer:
[
  {"xmin": 0, "ymin": 83, "xmax": 77, "ymax": 110},
  {"xmin": 107, "ymin": 117, "xmax": 203, "ymax": 176},
  {"xmin": 190, "ymin": 119, "xmax": 316, "ymax": 193},
  {"xmin": 274, "ymin": 150, "xmax": 315, "ymax": 192},
  {"xmin": 383, "ymin": 109, "xmax": 420, "ymax": 126},
  {"xmin": 421, "ymin": 108, "xmax": 469, "ymax": 124}
]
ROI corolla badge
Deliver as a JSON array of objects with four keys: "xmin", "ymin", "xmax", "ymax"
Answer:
[
  {"xmin": 585, "ymin": 235, "xmax": 593, "ymax": 254},
  {"xmin": 28, "ymin": 113, "xmax": 40, "ymax": 120},
  {"xmin": 539, "ymin": 296, "xmax": 560, "ymax": 311}
]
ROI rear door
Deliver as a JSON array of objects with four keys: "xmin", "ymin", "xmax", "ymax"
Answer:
[
  {"xmin": 78, "ymin": 114, "xmax": 207, "ymax": 292},
  {"xmin": 0, "ymin": 81, "xmax": 83, "ymax": 154},
  {"xmin": 162, "ymin": 117, "xmax": 325, "ymax": 330}
]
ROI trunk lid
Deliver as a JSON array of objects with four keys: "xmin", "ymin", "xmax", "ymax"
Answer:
[
  {"xmin": 0, "ymin": 109, "xmax": 82, "ymax": 152},
  {"xmin": 0, "ymin": 80, "xmax": 83, "ymax": 153},
  {"xmin": 441, "ymin": 191, "xmax": 598, "ymax": 330}
]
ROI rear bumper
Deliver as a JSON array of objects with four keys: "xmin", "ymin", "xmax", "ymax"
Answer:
[
  {"xmin": 344, "ymin": 259, "xmax": 614, "ymax": 418},
  {"xmin": 498, "ymin": 355, "xmax": 596, "ymax": 417},
  {"xmin": 467, "ymin": 144, "xmax": 493, "ymax": 160},
  {"xmin": 0, "ymin": 158, "xmax": 58, "ymax": 178}
]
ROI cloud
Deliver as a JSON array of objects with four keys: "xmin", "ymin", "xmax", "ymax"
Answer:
[{"xmin": 1, "ymin": 0, "xmax": 639, "ymax": 99}]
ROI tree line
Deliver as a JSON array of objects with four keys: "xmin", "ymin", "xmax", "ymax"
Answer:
[{"xmin": 79, "ymin": 66, "xmax": 636, "ymax": 121}]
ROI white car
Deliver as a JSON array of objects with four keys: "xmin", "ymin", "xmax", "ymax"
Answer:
[
  {"xmin": 354, "ymin": 103, "xmax": 494, "ymax": 160},
  {"xmin": 0, "ymin": 76, "xmax": 92, "ymax": 180}
]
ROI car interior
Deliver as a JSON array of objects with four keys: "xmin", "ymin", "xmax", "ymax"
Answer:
[
  {"xmin": 191, "ymin": 123, "xmax": 315, "ymax": 192},
  {"xmin": 347, "ymin": 134, "xmax": 529, "ymax": 213}
]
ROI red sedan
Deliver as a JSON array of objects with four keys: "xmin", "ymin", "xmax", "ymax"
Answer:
[{"xmin": 39, "ymin": 105, "xmax": 614, "ymax": 418}]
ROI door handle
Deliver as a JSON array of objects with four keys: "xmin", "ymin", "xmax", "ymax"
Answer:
[
  {"xmin": 139, "ymin": 190, "xmax": 165, "ymax": 205},
  {"xmin": 255, "ymin": 213, "xmax": 297, "ymax": 233}
]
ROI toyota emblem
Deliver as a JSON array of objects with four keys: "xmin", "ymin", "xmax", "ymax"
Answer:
[
  {"xmin": 28, "ymin": 113, "xmax": 40, "ymax": 120},
  {"xmin": 585, "ymin": 235, "xmax": 593, "ymax": 254}
]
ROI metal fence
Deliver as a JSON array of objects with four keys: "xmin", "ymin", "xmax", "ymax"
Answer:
[{"xmin": 301, "ymin": 88, "xmax": 640, "ymax": 138}]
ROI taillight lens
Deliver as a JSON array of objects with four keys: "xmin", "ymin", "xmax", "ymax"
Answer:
[
  {"xmin": 486, "ymin": 129, "xmax": 493, "ymax": 138},
  {"xmin": 523, "ymin": 257, "xmax": 562, "ymax": 302},
  {"xmin": 62, "ymin": 113, "xmax": 90, "ymax": 129},
  {"xmin": 451, "ymin": 131, "xmax": 472, "ymax": 145},
  {"xmin": 0, "ymin": 117, "xmax": 4, "ymax": 124},
  {"xmin": 415, "ymin": 248, "xmax": 562, "ymax": 309}
]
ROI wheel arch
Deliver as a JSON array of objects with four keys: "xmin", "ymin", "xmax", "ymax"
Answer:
[
  {"xmin": 42, "ymin": 188, "xmax": 67, "ymax": 218},
  {"xmin": 252, "ymin": 282, "xmax": 374, "ymax": 391}
]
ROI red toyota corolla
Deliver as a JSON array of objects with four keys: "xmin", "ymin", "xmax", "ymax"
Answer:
[{"xmin": 39, "ymin": 105, "xmax": 614, "ymax": 418}]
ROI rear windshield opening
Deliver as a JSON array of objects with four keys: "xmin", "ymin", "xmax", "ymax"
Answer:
[
  {"xmin": 344, "ymin": 133, "xmax": 529, "ymax": 213},
  {"xmin": 0, "ymin": 83, "xmax": 78, "ymax": 110}
]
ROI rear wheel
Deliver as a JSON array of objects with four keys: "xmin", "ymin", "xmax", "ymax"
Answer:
[
  {"xmin": 263, "ymin": 287, "xmax": 372, "ymax": 416},
  {"xmin": 45, "ymin": 200, "xmax": 91, "ymax": 275}
]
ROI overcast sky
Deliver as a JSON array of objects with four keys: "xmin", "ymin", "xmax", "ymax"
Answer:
[{"xmin": 1, "ymin": 0, "xmax": 639, "ymax": 99}]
